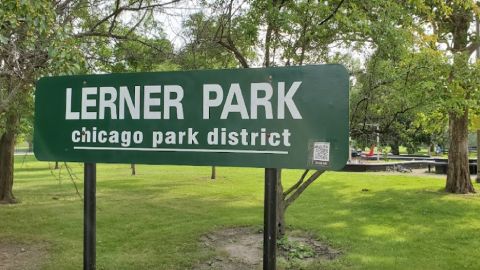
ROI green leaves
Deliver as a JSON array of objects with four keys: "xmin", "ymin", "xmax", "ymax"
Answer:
[
  {"xmin": 0, "ymin": 35, "xmax": 8, "ymax": 44},
  {"xmin": 0, "ymin": 0, "xmax": 180, "ymax": 138},
  {"xmin": 277, "ymin": 236, "xmax": 316, "ymax": 260},
  {"xmin": 348, "ymin": 0, "xmax": 480, "ymax": 151}
]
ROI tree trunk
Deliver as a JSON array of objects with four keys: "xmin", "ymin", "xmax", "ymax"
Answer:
[
  {"xmin": 54, "ymin": 161, "xmax": 59, "ymax": 169},
  {"xmin": 131, "ymin": 164, "xmax": 136, "ymax": 176},
  {"xmin": 0, "ymin": 114, "xmax": 18, "ymax": 204},
  {"xmin": 276, "ymin": 171, "xmax": 286, "ymax": 238},
  {"xmin": 445, "ymin": 110, "xmax": 475, "ymax": 193},
  {"xmin": 211, "ymin": 166, "xmax": 216, "ymax": 180},
  {"xmin": 390, "ymin": 143, "xmax": 400, "ymax": 155},
  {"xmin": 28, "ymin": 140, "xmax": 33, "ymax": 152},
  {"xmin": 279, "ymin": 170, "xmax": 324, "ymax": 239}
]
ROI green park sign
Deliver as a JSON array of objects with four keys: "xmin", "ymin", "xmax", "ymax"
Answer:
[{"xmin": 34, "ymin": 65, "xmax": 349, "ymax": 170}]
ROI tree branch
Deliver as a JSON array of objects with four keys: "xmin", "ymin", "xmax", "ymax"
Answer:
[
  {"xmin": 350, "ymin": 96, "xmax": 369, "ymax": 129},
  {"xmin": 217, "ymin": 39, "xmax": 249, "ymax": 68},
  {"xmin": 213, "ymin": 1, "xmax": 249, "ymax": 68},
  {"xmin": 382, "ymin": 103, "xmax": 422, "ymax": 133},
  {"xmin": 465, "ymin": 40, "xmax": 480, "ymax": 56},
  {"xmin": 122, "ymin": 0, "xmax": 180, "ymax": 11},
  {"xmin": 108, "ymin": 0, "xmax": 122, "ymax": 34},
  {"xmin": 284, "ymin": 170, "xmax": 325, "ymax": 209},
  {"xmin": 0, "ymin": 92, "xmax": 18, "ymax": 115},
  {"xmin": 318, "ymin": 0, "xmax": 345, "ymax": 26},
  {"xmin": 87, "ymin": 0, "xmax": 179, "ymax": 33},
  {"xmin": 73, "ymin": 32, "xmax": 168, "ymax": 54},
  {"xmin": 64, "ymin": 162, "xmax": 82, "ymax": 200},
  {"xmin": 283, "ymin": 169, "xmax": 309, "ymax": 197},
  {"xmin": 126, "ymin": 9, "xmax": 149, "ymax": 36},
  {"xmin": 263, "ymin": 0, "xmax": 287, "ymax": 67}
]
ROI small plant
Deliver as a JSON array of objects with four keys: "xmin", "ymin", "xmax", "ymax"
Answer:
[{"xmin": 277, "ymin": 237, "xmax": 315, "ymax": 260}]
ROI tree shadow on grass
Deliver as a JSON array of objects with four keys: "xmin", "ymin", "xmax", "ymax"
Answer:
[
  {"xmin": 93, "ymin": 180, "xmax": 480, "ymax": 269},
  {"xmin": 8, "ymin": 167, "xmax": 480, "ymax": 269},
  {"xmin": 288, "ymin": 181, "xmax": 480, "ymax": 269}
]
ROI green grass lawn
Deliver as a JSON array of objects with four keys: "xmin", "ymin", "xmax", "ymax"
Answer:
[{"xmin": 2, "ymin": 156, "xmax": 480, "ymax": 269}]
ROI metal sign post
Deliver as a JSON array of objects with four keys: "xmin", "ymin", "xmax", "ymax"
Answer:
[
  {"xmin": 264, "ymin": 168, "xmax": 278, "ymax": 270},
  {"xmin": 84, "ymin": 163, "xmax": 96, "ymax": 270}
]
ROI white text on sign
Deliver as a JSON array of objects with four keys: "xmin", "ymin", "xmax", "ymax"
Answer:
[{"xmin": 65, "ymin": 82, "xmax": 303, "ymax": 120}]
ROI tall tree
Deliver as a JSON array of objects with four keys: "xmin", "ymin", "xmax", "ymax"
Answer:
[
  {"xmin": 177, "ymin": 12, "xmax": 239, "ymax": 70},
  {"xmin": 405, "ymin": 1, "xmax": 480, "ymax": 193},
  {"xmin": 350, "ymin": 48, "xmax": 445, "ymax": 155},
  {"xmin": 345, "ymin": 0, "xmax": 479, "ymax": 193},
  {"xmin": 0, "ymin": 0, "xmax": 180, "ymax": 203},
  {"xmin": 0, "ymin": 0, "xmax": 76, "ymax": 203}
]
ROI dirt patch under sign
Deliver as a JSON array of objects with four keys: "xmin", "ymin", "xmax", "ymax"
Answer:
[
  {"xmin": 193, "ymin": 227, "xmax": 340, "ymax": 270},
  {"xmin": 0, "ymin": 241, "xmax": 49, "ymax": 270}
]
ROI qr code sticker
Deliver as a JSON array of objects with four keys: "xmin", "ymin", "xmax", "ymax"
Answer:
[{"xmin": 313, "ymin": 142, "xmax": 330, "ymax": 165}]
